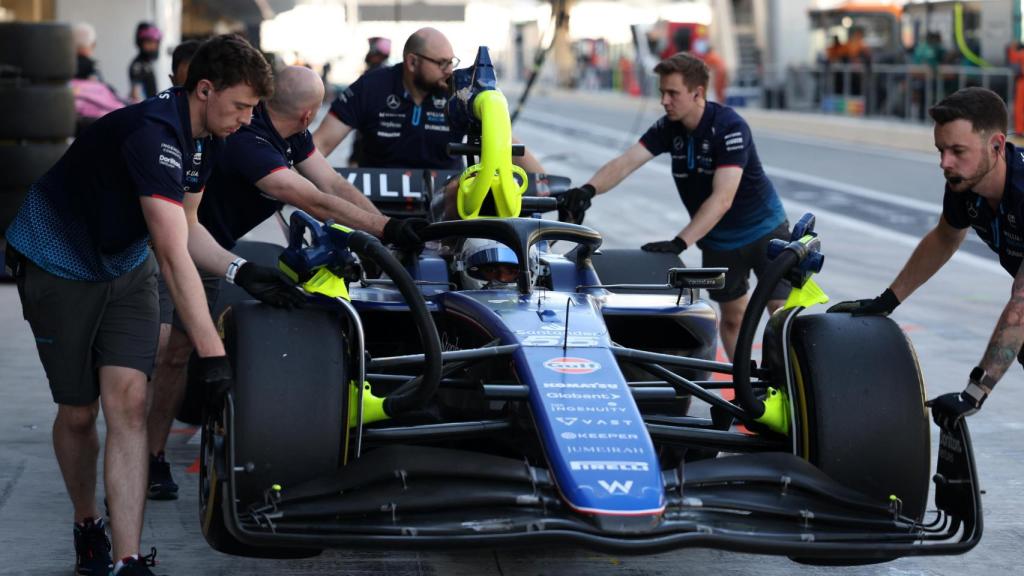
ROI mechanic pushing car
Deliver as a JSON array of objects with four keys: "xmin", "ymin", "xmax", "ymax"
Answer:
[
  {"xmin": 831, "ymin": 87, "xmax": 1023, "ymax": 429},
  {"xmin": 313, "ymin": 27, "xmax": 545, "ymax": 173},
  {"xmin": 2, "ymin": 34, "xmax": 287, "ymax": 575},
  {"xmin": 560, "ymin": 52, "xmax": 789, "ymax": 360},
  {"xmin": 145, "ymin": 66, "xmax": 431, "ymax": 500}
]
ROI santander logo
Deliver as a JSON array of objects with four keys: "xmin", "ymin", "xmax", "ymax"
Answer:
[{"xmin": 544, "ymin": 357, "xmax": 601, "ymax": 374}]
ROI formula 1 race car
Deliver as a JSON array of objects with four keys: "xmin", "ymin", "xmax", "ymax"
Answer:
[{"xmin": 195, "ymin": 48, "xmax": 981, "ymax": 565}]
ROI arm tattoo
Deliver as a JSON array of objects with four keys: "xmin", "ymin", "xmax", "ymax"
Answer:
[{"xmin": 980, "ymin": 266, "xmax": 1024, "ymax": 383}]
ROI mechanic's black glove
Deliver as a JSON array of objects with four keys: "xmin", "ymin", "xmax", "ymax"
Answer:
[
  {"xmin": 827, "ymin": 288, "xmax": 900, "ymax": 316},
  {"xmin": 234, "ymin": 262, "xmax": 306, "ymax": 308},
  {"xmin": 926, "ymin": 392, "xmax": 981, "ymax": 431},
  {"xmin": 558, "ymin": 184, "xmax": 596, "ymax": 224},
  {"xmin": 190, "ymin": 355, "xmax": 234, "ymax": 411},
  {"xmin": 641, "ymin": 237, "xmax": 687, "ymax": 254},
  {"xmin": 381, "ymin": 217, "xmax": 430, "ymax": 251}
]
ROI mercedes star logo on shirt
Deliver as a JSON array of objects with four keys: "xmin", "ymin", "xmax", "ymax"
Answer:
[{"xmin": 386, "ymin": 94, "xmax": 400, "ymax": 109}]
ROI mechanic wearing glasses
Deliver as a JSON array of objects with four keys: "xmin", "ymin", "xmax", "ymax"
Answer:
[
  {"xmin": 314, "ymin": 27, "xmax": 544, "ymax": 173},
  {"xmin": 830, "ymin": 87, "xmax": 1024, "ymax": 430},
  {"xmin": 560, "ymin": 52, "xmax": 789, "ymax": 361}
]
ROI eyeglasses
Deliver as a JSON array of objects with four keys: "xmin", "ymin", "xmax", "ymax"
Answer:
[{"xmin": 414, "ymin": 52, "xmax": 460, "ymax": 71}]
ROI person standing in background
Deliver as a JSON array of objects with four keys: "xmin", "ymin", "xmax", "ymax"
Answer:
[{"xmin": 129, "ymin": 22, "xmax": 162, "ymax": 102}]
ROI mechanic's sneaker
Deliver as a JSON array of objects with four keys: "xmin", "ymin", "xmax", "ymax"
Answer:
[
  {"xmin": 147, "ymin": 452, "xmax": 178, "ymax": 500},
  {"xmin": 113, "ymin": 549, "xmax": 159, "ymax": 575},
  {"xmin": 73, "ymin": 517, "xmax": 112, "ymax": 575}
]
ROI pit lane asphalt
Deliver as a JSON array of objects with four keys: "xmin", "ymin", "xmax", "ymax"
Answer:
[{"xmin": 1, "ymin": 94, "xmax": 1020, "ymax": 575}]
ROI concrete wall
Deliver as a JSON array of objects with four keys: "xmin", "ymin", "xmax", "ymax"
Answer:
[
  {"xmin": 764, "ymin": 0, "xmax": 812, "ymax": 86},
  {"xmin": 54, "ymin": 0, "xmax": 181, "ymax": 99}
]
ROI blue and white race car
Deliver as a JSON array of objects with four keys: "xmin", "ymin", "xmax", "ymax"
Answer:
[{"xmin": 195, "ymin": 48, "xmax": 981, "ymax": 566}]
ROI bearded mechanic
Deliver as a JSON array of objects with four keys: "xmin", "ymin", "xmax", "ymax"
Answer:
[
  {"xmin": 313, "ymin": 27, "xmax": 544, "ymax": 174},
  {"xmin": 831, "ymin": 87, "xmax": 1024, "ymax": 429},
  {"xmin": 559, "ymin": 52, "xmax": 789, "ymax": 360},
  {"xmin": 4, "ymin": 34, "xmax": 280, "ymax": 575},
  {"xmin": 145, "ymin": 65, "xmax": 429, "ymax": 500}
]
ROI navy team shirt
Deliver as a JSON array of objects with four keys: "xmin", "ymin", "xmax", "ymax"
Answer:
[
  {"xmin": 943, "ymin": 141, "xmax": 1024, "ymax": 277},
  {"xmin": 199, "ymin": 101, "xmax": 315, "ymax": 249},
  {"xmin": 639, "ymin": 101, "xmax": 786, "ymax": 251},
  {"xmin": 6, "ymin": 87, "xmax": 217, "ymax": 281},
  {"xmin": 328, "ymin": 63, "xmax": 463, "ymax": 169}
]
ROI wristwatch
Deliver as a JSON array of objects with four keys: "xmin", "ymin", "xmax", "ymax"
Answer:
[
  {"xmin": 225, "ymin": 257, "xmax": 247, "ymax": 285},
  {"xmin": 965, "ymin": 366, "xmax": 996, "ymax": 406}
]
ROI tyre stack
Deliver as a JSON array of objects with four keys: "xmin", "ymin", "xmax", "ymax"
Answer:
[{"xmin": 0, "ymin": 22, "xmax": 75, "ymax": 279}]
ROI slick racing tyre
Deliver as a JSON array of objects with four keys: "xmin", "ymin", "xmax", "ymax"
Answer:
[
  {"xmin": 0, "ymin": 23, "xmax": 75, "ymax": 82},
  {"xmin": 789, "ymin": 313, "xmax": 930, "ymax": 520},
  {"xmin": 179, "ymin": 241, "xmax": 286, "ymax": 425},
  {"xmin": 0, "ymin": 83, "xmax": 76, "ymax": 140},
  {"xmin": 590, "ymin": 248, "xmax": 688, "ymax": 295},
  {"xmin": 199, "ymin": 301, "xmax": 346, "ymax": 558},
  {"xmin": 199, "ymin": 404, "xmax": 322, "ymax": 559}
]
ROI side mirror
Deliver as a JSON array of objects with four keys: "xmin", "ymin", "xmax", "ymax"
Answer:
[{"xmin": 668, "ymin": 267, "xmax": 727, "ymax": 291}]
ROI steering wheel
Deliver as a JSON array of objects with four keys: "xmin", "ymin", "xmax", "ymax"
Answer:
[{"xmin": 419, "ymin": 218, "xmax": 603, "ymax": 294}]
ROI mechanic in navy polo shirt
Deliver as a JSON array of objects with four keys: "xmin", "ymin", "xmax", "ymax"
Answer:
[
  {"xmin": 313, "ymin": 27, "xmax": 544, "ymax": 172},
  {"xmin": 145, "ymin": 66, "xmax": 422, "ymax": 500},
  {"xmin": 560, "ymin": 52, "xmax": 789, "ymax": 360},
  {"xmin": 832, "ymin": 88, "xmax": 1024, "ymax": 430},
  {"xmin": 3, "ymin": 35, "xmax": 291, "ymax": 575}
]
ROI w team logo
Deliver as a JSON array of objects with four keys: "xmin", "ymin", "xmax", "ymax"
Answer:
[{"xmin": 544, "ymin": 357, "xmax": 600, "ymax": 374}]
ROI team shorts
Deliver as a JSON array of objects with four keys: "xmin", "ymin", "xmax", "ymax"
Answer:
[
  {"xmin": 15, "ymin": 253, "xmax": 159, "ymax": 405},
  {"xmin": 702, "ymin": 222, "xmax": 792, "ymax": 303},
  {"xmin": 157, "ymin": 270, "xmax": 222, "ymax": 331}
]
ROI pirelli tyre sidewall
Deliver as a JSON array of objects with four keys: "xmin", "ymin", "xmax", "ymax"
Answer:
[
  {"xmin": 199, "ymin": 301, "xmax": 347, "ymax": 558},
  {"xmin": 788, "ymin": 313, "xmax": 930, "ymax": 521},
  {"xmin": 0, "ymin": 22, "xmax": 75, "ymax": 82},
  {"xmin": 0, "ymin": 82, "xmax": 76, "ymax": 140}
]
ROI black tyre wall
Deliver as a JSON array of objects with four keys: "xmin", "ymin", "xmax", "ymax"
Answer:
[
  {"xmin": 223, "ymin": 301, "xmax": 346, "ymax": 505},
  {"xmin": 0, "ymin": 141, "xmax": 68, "ymax": 188},
  {"xmin": 789, "ymin": 313, "xmax": 930, "ymax": 519},
  {"xmin": 0, "ymin": 83, "xmax": 76, "ymax": 140},
  {"xmin": 0, "ymin": 23, "xmax": 75, "ymax": 82}
]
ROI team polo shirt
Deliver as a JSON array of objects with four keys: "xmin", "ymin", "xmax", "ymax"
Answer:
[
  {"xmin": 943, "ymin": 142, "xmax": 1024, "ymax": 276},
  {"xmin": 6, "ymin": 87, "xmax": 217, "ymax": 281},
  {"xmin": 639, "ymin": 101, "xmax": 786, "ymax": 251},
  {"xmin": 199, "ymin": 102, "xmax": 316, "ymax": 249},
  {"xmin": 328, "ymin": 64, "xmax": 464, "ymax": 169}
]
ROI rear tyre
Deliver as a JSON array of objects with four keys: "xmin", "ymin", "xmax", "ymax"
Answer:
[
  {"xmin": 199, "ymin": 301, "xmax": 347, "ymax": 557},
  {"xmin": 590, "ymin": 248, "xmax": 688, "ymax": 294},
  {"xmin": 590, "ymin": 249, "xmax": 701, "ymax": 413},
  {"xmin": 789, "ymin": 314, "xmax": 929, "ymax": 514}
]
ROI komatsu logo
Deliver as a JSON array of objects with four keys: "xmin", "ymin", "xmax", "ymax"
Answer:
[{"xmin": 543, "ymin": 357, "xmax": 600, "ymax": 374}]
